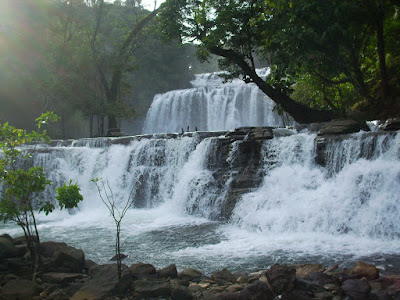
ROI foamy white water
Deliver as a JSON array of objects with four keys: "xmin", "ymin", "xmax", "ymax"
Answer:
[
  {"xmin": 1, "ymin": 131, "xmax": 399, "ymax": 274},
  {"xmin": 143, "ymin": 69, "xmax": 291, "ymax": 134}
]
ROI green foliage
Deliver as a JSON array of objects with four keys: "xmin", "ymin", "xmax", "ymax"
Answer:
[
  {"xmin": 56, "ymin": 180, "xmax": 84, "ymax": 211},
  {"xmin": 0, "ymin": 112, "xmax": 83, "ymax": 268},
  {"xmin": 161, "ymin": 0, "xmax": 400, "ymax": 119}
]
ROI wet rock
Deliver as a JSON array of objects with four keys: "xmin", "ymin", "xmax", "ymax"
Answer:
[
  {"xmin": 211, "ymin": 268, "xmax": 238, "ymax": 284},
  {"xmin": 84, "ymin": 259, "xmax": 97, "ymax": 272},
  {"xmin": 71, "ymin": 264, "xmax": 133, "ymax": 300},
  {"xmin": 341, "ymin": 279, "xmax": 371, "ymax": 300},
  {"xmin": 109, "ymin": 253, "xmax": 128, "ymax": 261},
  {"xmin": 350, "ymin": 261, "xmax": 379, "ymax": 280},
  {"xmin": 380, "ymin": 118, "xmax": 400, "ymax": 131},
  {"xmin": 129, "ymin": 262, "xmax": 157, "ymax": 278},
  {"xmin": 41, "ymin": 242, "xmax": 85, "ymax": 273},
  {"xmin": 294, "ymin": 277, "xmax": 327, "ymax": 293},
  {"xmin": 265, "ymin": 264, "xmax": 296, "ymax": 294},
  {"xmin": 158, "ymin": 264, "xmax": 178, "ymax": 279},
  {"xmin": 292, "ymin": 264, "xmax": 326, "ymax": 278},
  {"xmin": 1, "ymin": 278, "xmax": 42, "ymax": 300},
  {"xmin": 42, "ymin": 272, "xmax": 88, "ymax": 284},
  {"xmin": 318, "ymin": 119, "xmax": 370, "ymax": 135},
  {"xmin": 308, "ymin": 272, "xmax": 335, "ymax": 286},
  {"xmin": 134, "ymin": 279, "xmax": 171, "ymax": 298},
  {"xmin": 171, "ymin": 284, "xmax": 194, "ymax": 300},
  {"xmin": 0, "ymin": 233, "xmax": 13, "ymax": 242},
  {"xmin": 179, "ymin": 268, "xmax": 203, "ymax": 281},
  {"xmin": 0, "ymin": 236, "xmax": 17, "ymax": 259}
]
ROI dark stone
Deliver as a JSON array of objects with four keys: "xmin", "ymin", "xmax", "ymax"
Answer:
[
  {"xmin": 380, "ymin": 118, "xmax": 400, "ymax": 131},
  {"xmin": 42, "ymin": 272, "xmax": 88, "ymax": 284},
  {"xmin": 308, "ymin": 272, "xmax": 335, "ymax": 286},
  {"xmin": 0, "ymin": 237, "xmax": 17, "ymax": 259},
  {"xmin": 84, "ymin": 259, "xmax": 97, "ymax": 272},
  {"xmin": 41, "ymin": 241, "xmax": 85, "ymax": 273},
  {"xmin": 211, "ymin": 268, "xmax": 237, "ymax": 284},
  {"xmin": 0, "ymin": 233, "xmax": 13, "ymax": 242},
  {"xmin": 238, "ymin": 281, "xmax": 274, "ymax": 300},
  {"xmin": 0, "ymin": 279, "xmax": 42, "ymax": 300},
  {"xmin": 129, "ymin": 262, "xmax": 157, "ymax": 278},
  {"xmin": 171, "ymin": 284, "xmax": 194, "ymax": 300},
  {"xmin": 294, "ymin": 277, "xmax": 327, "ymax": 293},
  {"xmin": 158, "ymin": 264, "xmax": 178, "ymax": 279},
  {"xmin": 71, "ymin": 264, "xmax": 133, "ymax": 300},
  {"xmin": 109, "ymin": 253, "xmax": 128, "ymax": 261},
  {"xmin": 179, "ymin": 268, "xmax": 203, "ymax": 281},
  {"xmin": 134, "ymin": 279, "xmax": 171, "ymax": 298},
  {"xmin": 341, "ymin": 279, "xmax": 371, "ymax": 300},
  {"xmin": 265, "ymin": 264, "xmax": 296, "ymax": 295},
  {"xmin": 317, "ymin": 119, "xmax": 370, "ymax": 136}
]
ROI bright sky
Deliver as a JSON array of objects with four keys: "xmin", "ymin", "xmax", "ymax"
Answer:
[{"xmin": 141, "ymin": 0, "xmax": 165, "ymax": 10}]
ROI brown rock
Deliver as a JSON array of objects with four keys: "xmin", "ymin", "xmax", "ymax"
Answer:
[
  {"xmin": 158, "ymin": 264, "xmax": 178, "ymax": 279},
  {"xmin": 41, "ymin": 242, "xmax": 85, "ymax": 273},
  {"xmin": 134, "ymin": 279, "xmax": 171, "ymax": 298},
  {"xmin": 211, "ymin": 268, "xmax": 237, "ymax": 284},
  {"xmin": 0, "ymin": 237, "xmax": 17, "ymax": 259},
  {"xmin": 350, "ymin": 261, "xmax": 379, "ymax": 280},
  {"xmin": 71, "ymin": 264, "xmax": 133, "ymax": 300},
  {"xmin": 265, "ymin": 264, "xmax": 296, "ymax": 295},
  {"xmin": 291, "ymin": 264, "xmax": 325, "ymax": 278},
  {"xmin": 342, "ymin": 279, "xmax": 371, "ymax": 300},
  {"xmin": 42, "ymin": 272, "xmax": 88, "ymax": 284},
  {"xmin": 130, "ymin": 262, "xmax": 156, "ymax": 278},
  {"xmin": 318, "ymin": 119, "xmax": 370, "ymax": 135},
  {"xmin": 1, "ymin": 279, "xmax": 42, "ymax": 300},
  {"xmin": 179, "ymin": 268, "xmax": 203, "ymax": 281}
]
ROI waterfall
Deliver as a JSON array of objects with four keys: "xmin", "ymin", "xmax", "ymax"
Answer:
[
  {"xmin": 231, "ymin": 132, "xmax": 400, "ymax": 240},
  {"xmin": 2, "ymin": 130, "xmax": 400, "ymax": 272},
  {"xmin": 143, "ymin": 69, "xmax": 290, "ymax": 134}
]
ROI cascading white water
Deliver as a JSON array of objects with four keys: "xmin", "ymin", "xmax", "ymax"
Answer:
[
  {"xmin": 231, "ymin": 132, "xmax": 400, "ymax": 240},
  {"xmin": 1, "ymin": 131, "xmax": 400, "ymax": 273},
  {"xmin": 143, "ymin": 70, "xmax": 290, "ymax": 134}
]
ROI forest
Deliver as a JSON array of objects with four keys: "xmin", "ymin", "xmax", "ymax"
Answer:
[{"xmin": 0, "ymin": 0, "xmax": 399, "ymax": 137}]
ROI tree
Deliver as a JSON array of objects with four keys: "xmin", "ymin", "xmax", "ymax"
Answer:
[
  {"xmin": 160, "ymin": 0, "xmax": 400, "ymax": 122},
  {"xmin": 0, "ymin": 112, "xmax": 83, "ymax": 274},
  {"xmin": 92, "ymin": 178, "xmax": 134, "ymax": 279},
  {"xmin": 88, "ymin": 0, "xmax": 160, "ymax": 135}
]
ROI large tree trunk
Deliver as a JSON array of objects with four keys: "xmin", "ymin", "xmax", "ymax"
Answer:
[
  {"xmin": 209, "ymin": 46, "xmax": 334, "ymax": 124},
  {"xmin": 376, "ymin": 1, "xmax": 390, "ymax": 107}
]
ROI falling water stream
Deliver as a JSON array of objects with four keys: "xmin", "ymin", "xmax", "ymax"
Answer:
[{"xmin": 1, "ymin": 130, "xmax": 400, "ymax": 275}]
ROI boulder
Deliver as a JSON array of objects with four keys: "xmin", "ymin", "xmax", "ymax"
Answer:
[
  {"xmin": 211, "ymin": 268, "xmax": 237, "ymax": 284},
  {"xmin": 318, "ymin": 119, "xmax": 370, "ymax": 135},
  {"xmin": 179, "ymin": 268, "xmax": 203, "ymax": 281},
  {"xmin": 265, "ymin": 264, "xmax": 296, "ymax": 295},
  {"xmin": 350, "ymin": 261, "xmax": 380, "ymax": 280},
  {"xmin": 109, "ymin": 253, "xmax": 128, "ymax": 261},
  {"xmin": 307, "ymin": 272, "xmax": 335, "ymax": 286},
  {"xmin": 342, "ymin": 278, "xmax": 371, "ymax": 300},
  {"xmin": 129, "ymin": 262, "xmax": 157, "ymax": 278},
  {"xmin": 158, "ymin": 264, "xmax": 178, "ymax": 279},
  {"xmin": 0, "ymin": 236, "xmax": 17, "ymax": 259},
  {"xmin": 171, "ymin": 284, "xmax": 194, "ymax": 300},
  {"xmin": 291, "ymin": 264, "xmax": 325, "ymax": 278},
  {"xmin": 0, "ymin": 279, "xmax": 42, "ymax": 300},
  {"xmin": 0, "ymin": 233, "xmax": 13, "ymax": 242},
  {"xmin": 42, "ymin": 272, "xmax": 88, "ymax": 284},
  {"xmin": 213, "ymin": 281, "xmax": 274, "ymax": 300},
  {"xmin": 41, "ymin": 241, "xmax": 85, "ymax": 273},
  {"xmin": 134, "ymin": 279, "xmax": 171, "ymax": 298},
  {"xmin": 71, "ymin": 264, "xmax": 133, "ymax": 300}
]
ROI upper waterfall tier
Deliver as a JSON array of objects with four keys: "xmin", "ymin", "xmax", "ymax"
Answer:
[{"xmin": 143, "ymin": 69, "xmax": 291, "ymax": 134}]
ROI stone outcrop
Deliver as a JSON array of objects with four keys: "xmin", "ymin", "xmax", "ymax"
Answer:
[{"xmin": 317, "ymin": 119, "xmax": 370, "ymax": 136}]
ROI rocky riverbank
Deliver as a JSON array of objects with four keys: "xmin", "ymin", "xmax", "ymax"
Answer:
[{"xmin": 1, "ymin": 234, "xmax": 400, "ymax": 300}]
